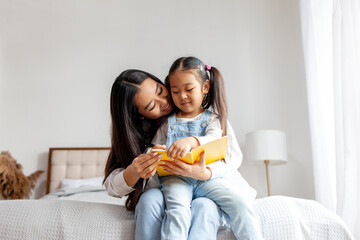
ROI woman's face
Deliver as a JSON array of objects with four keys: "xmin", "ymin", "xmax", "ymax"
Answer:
[{"xmin": 134, "ymin": 78, "xmax": 173, "ymax": 119}]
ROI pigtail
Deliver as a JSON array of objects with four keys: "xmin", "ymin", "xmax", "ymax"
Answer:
[{"xmin": 204, "ymin": 67, "xmax": 228, "ymax": 135}]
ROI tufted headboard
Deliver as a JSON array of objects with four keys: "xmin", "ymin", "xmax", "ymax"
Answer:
[{"xmin": 46, "ymin": 147, "xmax": 111, "ymax": 194}]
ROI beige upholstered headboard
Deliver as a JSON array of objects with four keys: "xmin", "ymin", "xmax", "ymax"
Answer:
[{"xmin": 46, "ymin": 147, "xmax": 110, "ymax": 194}]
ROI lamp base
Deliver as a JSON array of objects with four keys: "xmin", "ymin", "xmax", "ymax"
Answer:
[{"xmin": 264, "ymin": 160, "xmax": 270, "ymax": 196}]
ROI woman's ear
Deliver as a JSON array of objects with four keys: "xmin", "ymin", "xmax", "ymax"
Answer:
[{"xmin": 203, "ymin": 80, "xmax": 210, "ymax": 94}]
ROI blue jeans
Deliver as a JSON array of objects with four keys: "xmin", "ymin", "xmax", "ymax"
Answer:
[
  {"xmin": 135, "ymin": 188, "xmax": 223, "ymax": 240},
  {"xmin": 160, "ymin": 176, "xmax": 263, "ymax": 240}
]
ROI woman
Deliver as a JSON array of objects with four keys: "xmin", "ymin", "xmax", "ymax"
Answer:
[{"xmin": 104, "ymin": 69, "xmax": 256, "ymax": 240}]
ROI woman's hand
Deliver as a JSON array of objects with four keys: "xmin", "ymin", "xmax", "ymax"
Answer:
[
  {"xmin": 123, "ymin": 153, "xmax": 161, "ymax": 186},
  {"xmin": 159, "ymin": 151, "xmax": 211, "ymax": 181}
]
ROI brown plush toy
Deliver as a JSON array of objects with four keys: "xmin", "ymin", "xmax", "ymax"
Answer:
[{"xmin": 0, "ymin": 151, "xmax": 44, "ymax": 200}]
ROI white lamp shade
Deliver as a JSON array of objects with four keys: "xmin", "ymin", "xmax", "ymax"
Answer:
[{"xmin": 245, "ymin": 130, "xmax": 287, "ymax": 165}]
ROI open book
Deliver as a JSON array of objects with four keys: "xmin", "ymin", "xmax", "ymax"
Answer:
[{"xmin": 151, "ymin": 136, "xmax": 228, "ymax": 176}]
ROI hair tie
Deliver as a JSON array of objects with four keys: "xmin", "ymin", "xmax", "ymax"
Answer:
[{"xmin": 205, "ymin": 64, "xmax": 211, "ymax": 71}]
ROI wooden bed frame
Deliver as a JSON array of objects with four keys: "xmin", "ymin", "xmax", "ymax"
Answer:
[{"xmin": 46, "ymin": 147, "xmax": 110, "ymax": 194}]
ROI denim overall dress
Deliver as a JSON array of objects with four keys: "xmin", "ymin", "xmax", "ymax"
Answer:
[{"xmin": 165, "ymin": 109, "xmax": 211, "ymax": 149}]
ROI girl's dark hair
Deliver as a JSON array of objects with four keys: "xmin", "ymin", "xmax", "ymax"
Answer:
[
  {"xmin": 104, "ymin": 69, "xmax": 164, "ymax": 211},
  {"xmin": 165, "ymin": 56, "xmax": 228, "ymax": 135}
]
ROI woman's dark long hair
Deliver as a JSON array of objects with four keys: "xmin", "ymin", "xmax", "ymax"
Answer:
[
  {"xmin": 104, "ymin": 69, "xmax": 165, "ymax": 211},
  {"xmin": 165, "ymin": 57, "xmax": 228, "ymax": 135}
]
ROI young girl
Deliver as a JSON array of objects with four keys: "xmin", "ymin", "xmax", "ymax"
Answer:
[{"xmin": 152, "ymin": 57, "xmax": 263, "ymax": 240}]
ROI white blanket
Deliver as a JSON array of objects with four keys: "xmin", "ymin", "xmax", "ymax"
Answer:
[
  {"xmin": 0, "ymin": 191, "xmax": 354, "ymax": 240},
  {"xmin": 0, "ymin": 199, "xmax": 134, "ymax": 240}
]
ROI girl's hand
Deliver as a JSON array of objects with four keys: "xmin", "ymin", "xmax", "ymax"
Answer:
[
  {"xmin": 124, "ymin": 153, "xmax": 161, "ymax": 186},
  {"xmin": 167, "ymin": 137, "xmax": 199, "ymax": 158},
  {"xmin": 159, "ymin": 151, "xmax": 211, "ymax": 180}
]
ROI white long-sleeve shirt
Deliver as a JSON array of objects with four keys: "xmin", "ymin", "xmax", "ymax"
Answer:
[{"xmin": 104, "ymin": 120, "xmax": 257, "ymax": 202}]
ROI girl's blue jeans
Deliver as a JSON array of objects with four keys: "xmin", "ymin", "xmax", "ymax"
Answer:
[
  {"xmin": 135, "ymin": 181, "xmax": 263, "ymax": 240},
  {"xmin": 160, "ymin": 176, "xmax": 263, "ymax": 240},
  {"xmin": 135, "ymin": 187, "xmax": 223, "ymax": 240}
]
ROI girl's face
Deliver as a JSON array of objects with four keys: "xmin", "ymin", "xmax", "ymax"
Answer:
[
  {"xmin": 134, "ymin": 78, "xmax": 173, "ymax": 119},
  {"xmin": 169, "ymin": 70, "xmax": 209, "ymax": 118}
]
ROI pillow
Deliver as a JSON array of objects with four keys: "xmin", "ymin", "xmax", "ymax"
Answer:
[{"xmin": 61, "ymin": 177, "xmax": 104, "ymax": 189}]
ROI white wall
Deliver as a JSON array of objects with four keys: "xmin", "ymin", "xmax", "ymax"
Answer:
[{"xmin": 0, "ymin": 0, "xmax": 314, "ymax": 199}]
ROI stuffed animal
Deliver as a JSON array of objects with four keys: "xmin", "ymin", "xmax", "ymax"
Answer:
[{"xmin": 0, "ymin": 151, "xmax": 44, "ymax": 200}]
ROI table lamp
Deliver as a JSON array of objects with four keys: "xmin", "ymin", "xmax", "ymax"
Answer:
[{"xmin": 245, "ymin": 130, "xmax": 287, "ymax": 196}]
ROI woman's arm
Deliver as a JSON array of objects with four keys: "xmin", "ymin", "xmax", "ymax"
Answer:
[
  {"xmin": 104, "ymin": 168, "xmax": 134, "ymax": 198},
  {"xmin": 104, "ymin": 153, "xmax": 161, "ymax": 198}
]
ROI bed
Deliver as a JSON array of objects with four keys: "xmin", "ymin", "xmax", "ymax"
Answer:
[{"xmin": 0, "ymin": 147, "xmax": 354, "ymax": 240}]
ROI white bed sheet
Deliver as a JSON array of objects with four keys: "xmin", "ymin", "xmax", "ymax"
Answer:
[
  {"xmin": 42, "ymin": 186, "xmax": 127, "ymax": 206},
  {"xmin": 0, "ymin": 199, "xmax": 135, "ymax": 240}
]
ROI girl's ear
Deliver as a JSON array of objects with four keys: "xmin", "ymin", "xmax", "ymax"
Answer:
[{"xmin": 203, "ymin": 80, "xmax": 210, "ymax": 94}]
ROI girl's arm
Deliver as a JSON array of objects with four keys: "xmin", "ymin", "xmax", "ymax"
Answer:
[
  {"xmin": 224, "ymin": 120, "xmax": 242, "ymax": 169},
  {"xmin": 156, "ymin": 113, "xmax": 241, "ymax": 180},
  {"xmin": 160, "ymin": 122, "xmax": 242, "ymax": 180},
  {"xmin": 154, "ymin": 118, "xmax": 211, "ymax": 179},
  {"xmin": 162, "ymin": 113, "xmax": 223, "ymax": 180},
  {"xmin": 167, "ymin": 113, "xmax": 222, "ymax": 158},
  {"xmin": 195, "ymin": 113, "xmax": 223, "ymax": 144},
  {"xmin": 153, "ymin": 121, "xmax": 199, "ymax": 159},
  {"xmin": 204, "ymin": 120, "xmax": 243, "ymax": 179},
  {"xmin": 203, "ymin": 120, "xmax": 243, "ymax": 179}
]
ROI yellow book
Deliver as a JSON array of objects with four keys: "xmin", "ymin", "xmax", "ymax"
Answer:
[{"xmin": 151, "ymin": 136, "xmax": 228, "ymax": 176}]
